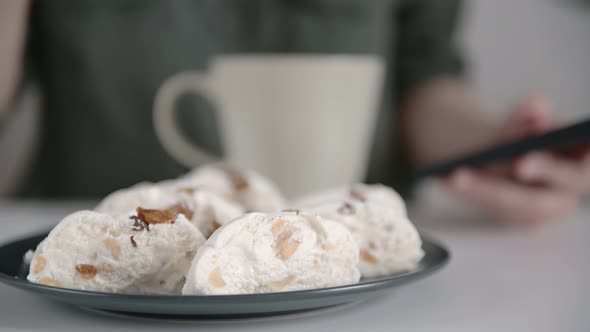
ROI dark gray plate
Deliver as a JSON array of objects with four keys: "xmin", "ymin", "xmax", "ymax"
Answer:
[{"xmin": 0, "ymin": 232, "xmax": 449, "ymax": 318}]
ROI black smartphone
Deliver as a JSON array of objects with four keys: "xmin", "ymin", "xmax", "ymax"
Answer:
[{"xmin": 415, "ymin": 118, "xmax": 590, "ymax": 179}]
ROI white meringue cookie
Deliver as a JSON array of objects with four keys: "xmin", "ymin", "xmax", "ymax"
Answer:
[
  {"xmin": 182, "ymin": 211, "xmax": 360, "ymax": 295},
  {"xmin": 296, "ymin": 184, "xmax": 422, "ymax": 277},
  {"xmin": 302, "ymin": 200, "xmax": 423, "ymax": 277},
  {"xmin": 177, "ymin": 164, "xmax": 286, "ymax": 213},
  {"xmin": 27, "ymin": 210, "xmax": 205, "ymax": 294}
]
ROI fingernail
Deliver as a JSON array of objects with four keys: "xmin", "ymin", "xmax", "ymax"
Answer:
[
  {"xmin": 451, "ymin": 169, "xmax": 472, "ymax": 190},
  {"xmin": 518, "ymin": 155, "xmax": 541, "ymax": 179},
  {"xmin": 518, "ymin": 161, "xmax": 535, "ymax": 179},
  {"xmin": 529, "ymin": 94, "xmax": 551, "ymax": 110}
]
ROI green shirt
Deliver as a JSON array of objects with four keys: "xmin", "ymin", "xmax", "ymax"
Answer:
[{"xmin": 18, "ymin": 0, "xmax": 463, "ymax": 198}]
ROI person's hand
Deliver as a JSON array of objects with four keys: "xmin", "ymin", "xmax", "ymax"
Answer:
[{"xmin": 444, "ymin": 95, "xmax": 590, "ymax": 225}]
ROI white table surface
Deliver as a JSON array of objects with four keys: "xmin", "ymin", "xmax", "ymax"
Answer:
[{"xmin": 0, "ymin": 194, "xmax": 588, "ymax": 332}]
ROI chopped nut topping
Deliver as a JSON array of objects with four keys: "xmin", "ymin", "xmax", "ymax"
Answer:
[
  {"xmin": 32, "ymin": 255, "xmax": 47, "ymax": 274},
  {"xmin": 349, "ymin": 187, "xmax": 366, "ymax": 202},
  {"xmin": 130, "ymin": 215, "xmax": 150, "ymax": 231},
  {"xmin": 165, "ymin": 203, "xmax": 194, "ymax": 220},
  {"xmin": 276, "ymin": 232, "xmax": 301, "ymax": 260},
  {"xmin": 221, "ymin": 166, "xmax": 249, "ymax": 191},
  {"xmin": 208, "ymin": 267, "xmax": 226, "ymax": 288},
  {"xmin": 130, "ymin": 235, "xmax": 137, "ymax": 248},
  {"xmin": 103, "ymin": 237, "xmax": 122, "ymax": 258},
  {"xmin": 130, "ymin": 206, "xmax": 181, "ymax": 230},
  {"xmin": 267, "ymin": 275, "xmax": 296, "ymax": 292},
  {"xmin": 100, "ymin": 225, "xmax": 120, "ymax": 237},
  {"xmin": 360, "ymin": 249, "xmax": 379, "ymax": 264},
  {"xmin": 39, "ymin": 277, "xmax": 62, "ymax": 287},
  {"xmin": 271, "ymin": 218, "xmax": 286, "ymax": 236},
  {"xmin": 177, "ymin": 187, "xmax": 198, "ymax": 195},
  {"xmin": 75, "ymin": 264, "xmax": 98, "ymax": 279},
  {"xmin": 337, "ymin": 202, "xmax": 355, "ymax": 215},
  {"xmin": 137, "ymin": 207, "xmax": 177, "ymax": 224}
]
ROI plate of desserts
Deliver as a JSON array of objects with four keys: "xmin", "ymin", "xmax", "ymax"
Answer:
[{"xmin": 0, "ymin": 164, "xmax": 449, "ymax": 318}]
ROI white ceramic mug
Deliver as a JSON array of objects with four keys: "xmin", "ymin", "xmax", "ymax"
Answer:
[{"xmin": 154, "ymin": 55, "xmax": 384, "ymax": 198}]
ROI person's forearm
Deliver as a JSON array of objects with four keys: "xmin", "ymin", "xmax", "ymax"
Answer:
[
  {"xmin": 0, "ymin": 0, "xmax": 30, "ymax": 118},
  {"xmin": 399, "ymin": 77, "xmax": 501, "ymax": 168}
]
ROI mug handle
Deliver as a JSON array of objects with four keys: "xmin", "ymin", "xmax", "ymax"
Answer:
[{"xmin": 153, "ymin": 71, "xmax": 219, "ymax": 168}]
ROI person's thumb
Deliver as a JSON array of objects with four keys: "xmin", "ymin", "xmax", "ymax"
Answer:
[{"xmin": 501, "ymin": 94, "xmax": 555, "ymax": 141}]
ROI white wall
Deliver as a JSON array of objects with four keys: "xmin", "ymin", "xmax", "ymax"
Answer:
[
  {"xmin": 463, "ymin": 0, "xmax": 590, "ymax": 121},
  {"xmin": 1, "ymin": 1, "xmax": 590, "ymax": 196}
]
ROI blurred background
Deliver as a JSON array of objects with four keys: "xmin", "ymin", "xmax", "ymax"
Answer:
[
  {"xmin": 1, "ymin": 0, "xmax": 590, "ymax": 197},
  {"xmin": 464, "ymin": 0, "xmax": 590, "ymax": 121}
]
